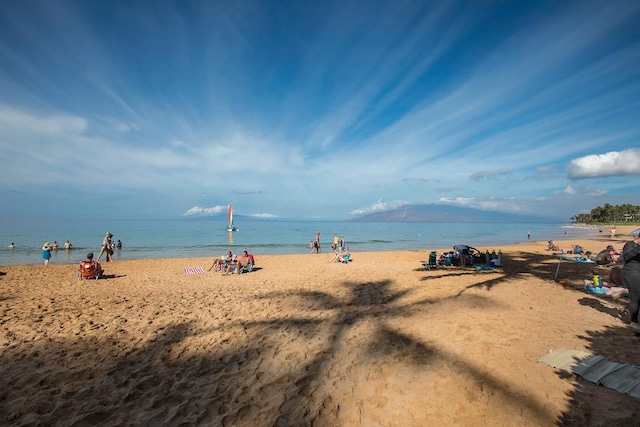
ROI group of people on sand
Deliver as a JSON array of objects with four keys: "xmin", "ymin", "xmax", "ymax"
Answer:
[
  {"xmin": 565, "ymin": 228, "xmax": 640, "ymax": 334},
  {"xmin": 76, "ymin": 232, "xmax": 121, "ymax": 279},
  {"xmin": 209, "ymin": 250, "xmax": 255, "ymax": 275},
  {"xmin": 329, "ymin": 233, "xmax": 350, "ymax": 263},
  {"xmin": 39, "ymin": 231, "xmax": 123, "ymax": 267}
]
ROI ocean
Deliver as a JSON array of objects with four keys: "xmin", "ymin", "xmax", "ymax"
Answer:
[{"xmin": 0, "ymin": 218, "xmax": 600, "ymax": 266}]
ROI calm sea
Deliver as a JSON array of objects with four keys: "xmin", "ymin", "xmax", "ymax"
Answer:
[{"xmin": 0, "ymin": 219, "xmax": 600, "ymax": 266}]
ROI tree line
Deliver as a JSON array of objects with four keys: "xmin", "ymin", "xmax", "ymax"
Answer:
[{"xmin": 571, "ymin": 203, "xmax": 640, "ymax": 223}]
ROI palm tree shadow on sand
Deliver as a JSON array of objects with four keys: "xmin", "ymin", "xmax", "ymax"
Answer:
[
  {"xmin": 1, "ymin": 250, "xmax": 638, "ymax": 425},
  {"xmin": 416, "ymin": 250, "xmax": 640, "ymax": 426}
]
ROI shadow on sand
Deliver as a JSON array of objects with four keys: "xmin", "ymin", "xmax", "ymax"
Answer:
[{"xmin": 0, "ymin": 250, "xmax": 637, "ymax": 425}]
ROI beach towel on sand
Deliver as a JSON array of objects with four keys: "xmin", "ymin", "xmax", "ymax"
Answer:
[
  {"xmin": 539, "ymin": 349, "xmax": 640, "ymax": 399},
  {"xmin": 184, "ymin": 266, "xmax": 205, "ymax": 275}
]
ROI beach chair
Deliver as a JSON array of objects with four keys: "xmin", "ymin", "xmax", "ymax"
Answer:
[
  {"xmin": 78, "ymin": 260, "xmax": 102, "ymax": 281},
  {"xmin": 421, "ymin": 251, "xmax": 438, "ymax": 270},
  {"xmin": 341, "ymin": 253, "xmax": 351, "ymax": 264}
]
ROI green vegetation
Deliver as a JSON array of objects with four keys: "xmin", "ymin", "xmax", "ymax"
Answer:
[{"xmin": 571, "ymin": 203, "xmax": 640, "ymax": 224}]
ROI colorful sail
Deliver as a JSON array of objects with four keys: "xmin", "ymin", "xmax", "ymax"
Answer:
[{"xmin": 226, "ymin": 204, "xmax": 238, "ymax": 231}]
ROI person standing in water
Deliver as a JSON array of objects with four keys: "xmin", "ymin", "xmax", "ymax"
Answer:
[
  {"xmin": 98, "ymin": 232, "xmax": 114, "ymax": 262},
  {"xmin": 42, "ymin": 242, "xmax": 52, "ymax": 265}
]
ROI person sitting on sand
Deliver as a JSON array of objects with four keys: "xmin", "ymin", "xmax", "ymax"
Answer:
[
  {"xmin": 209, "ymin": 251, "xmax": 233, "ymax": 272},
  {"xmin": 570, "ymin": 244, "xmax": 585, "ymax": 255},
  {"xmin": 79, "ymin": 252, "xmax": 103, "ymax": 280},
  {"xmin": 223, "ymin": 254, "xmax": 240, "ymax": 275},
  {"xmin": 235, "ymin": 251, "xmax": 253, "ymax": 273},
  {"xmin": 595, "ymin": 245, "xmax": 619, "ymax": 265},
  {"xmin": 330, "ymin": 247, "xmax": 350, "ymax": 263},
  {"xmin": 547, "ymin": 241, "xmax": 560, "ymax": 251}
]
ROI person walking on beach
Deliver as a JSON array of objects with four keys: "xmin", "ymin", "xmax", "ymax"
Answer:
[
  {"xmin": 332, "ymin": 234, "xmax": 339, "ymax": 252},
  {"xmin": 622, "ymin": 228, "xmax": 640, "ymax": 332},
  {"xmin": 314, "ymin": 231, "xmax": 321, "ymax": 254},
  {"xmin": 42, "ymin": 242, "xmax": 52, "ymax": 265}
]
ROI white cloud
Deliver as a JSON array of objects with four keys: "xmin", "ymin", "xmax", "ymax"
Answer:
[
  {"xmin": 567, "ymin": 149, "xmax": 640, "ymax": 179},
  {"xmin": 439, "ymin": 197, "xmax": 475, "ymax": 206},
  {"xmin": 0, "ymin": 105, "xmax": 87, "ymax": 135},
  {"xmin": 249, "ymin": 213, "xmax": 278, "ymax": 218},
  {"xmin": 182, "ymin": 205, "xmax": 226, "ymax": 216},
  {"xmin": 554, "ymin": 184, "xmax": 608, "ymax": 196},
  {"xmin": 555, "ymin": 184, "xmax": 577, "ymax": 195},
  {"xmin": 350, "ymin": 199, "xmax": 409, "ymax": 215}
]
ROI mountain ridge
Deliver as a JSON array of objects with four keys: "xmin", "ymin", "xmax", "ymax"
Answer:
[{"xmin": 352, "ymin": 204, "xmax": 556, "ymax": 223}]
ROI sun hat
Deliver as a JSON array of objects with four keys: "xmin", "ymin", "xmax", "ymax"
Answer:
[
  {"xmin": 631, "ymin": 228, "xmax": 640, "ymax": 237},
  {"xmin": 106, "ymin": 232, "xmax": 113, "ymax": 237},
  {"xmin": 44, "ymin": 242, "xmax": 50, "ymax": 246}
]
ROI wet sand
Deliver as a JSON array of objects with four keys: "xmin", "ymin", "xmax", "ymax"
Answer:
[{"xmin": 1, "ymin": 226, "xmax": 639, "ymax": 426}]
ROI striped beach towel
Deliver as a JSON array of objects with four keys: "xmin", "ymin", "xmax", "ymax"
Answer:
[{"xmin": 184, "ymin": 266, "xmax": 205, "ymax": 275}]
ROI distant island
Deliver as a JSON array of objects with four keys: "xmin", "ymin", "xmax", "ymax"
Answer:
[{"xmin": 351, "ymin": 204, "xmax": 554, "ymax": 223}]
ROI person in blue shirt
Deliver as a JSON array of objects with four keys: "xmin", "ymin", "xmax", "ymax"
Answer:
[{"xmin": 42, "ymin": 242, "xmax": 52, "ymax": 265}]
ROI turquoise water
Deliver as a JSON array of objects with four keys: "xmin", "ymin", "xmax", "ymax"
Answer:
[{"xmin": 0, "ymin": 219, "xmax": 598, "ymax": 266}]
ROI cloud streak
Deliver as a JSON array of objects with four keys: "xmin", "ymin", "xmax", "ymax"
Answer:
[{"xmin": 0, "ymin": 0, "xmax": 639, "ymax": 220}]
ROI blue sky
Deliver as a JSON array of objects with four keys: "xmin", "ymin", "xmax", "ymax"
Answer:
[{"xmin": 1, "ymin": 0, "xmax": 639, "ymax": 221}]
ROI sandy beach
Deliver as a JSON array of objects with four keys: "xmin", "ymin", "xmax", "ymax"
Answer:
[{"xmin": 1, "ymin": 227, "xmax": 639, "ymax": 426}]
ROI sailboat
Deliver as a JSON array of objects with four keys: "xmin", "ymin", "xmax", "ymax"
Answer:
[{"xmin": 226, "ymin": 204, "xmax": 239, "ymax": 232}]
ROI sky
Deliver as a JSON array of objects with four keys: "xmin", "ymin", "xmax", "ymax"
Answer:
[{"xmin": 1, "ymin": 0, "xmax": 639, "ymax": 221}]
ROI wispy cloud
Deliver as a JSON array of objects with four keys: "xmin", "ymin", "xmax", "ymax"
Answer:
[
  {"xmin": 182, "ymin": 206, "xmax": 227, "ymax": 216},
  {"xmin": 0, "ymin": 1, "xmax": 639, "ymax": 219},
  {"xmin": 470, "ymin": 169, "xmax": 511, "ymax": 181},
  {"xmin": 350, "ymin": 199, "xmax": 409, "ymax": 216},
  {"xmin": 249, "ymin": 213, "xmax": 278, "ymax": 219},
  {"xmin": 554, "ymin": 184, "xmax": 608, "ymax": 197}
]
